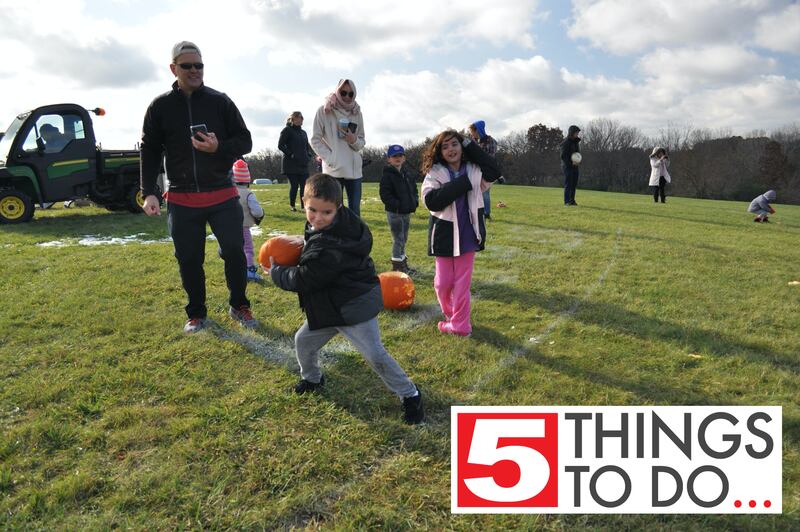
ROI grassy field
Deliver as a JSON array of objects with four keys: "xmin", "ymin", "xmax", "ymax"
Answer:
[{"xmin": 1, "ymin": 184, "xmax": 798, "ymax": 530}]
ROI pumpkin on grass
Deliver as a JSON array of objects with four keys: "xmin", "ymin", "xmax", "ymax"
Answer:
[
  {"xmin": 258, "ymin": 235, "xmax": 304, "ymax": 269},
  {"xmin": 378, "ymin": 271, "xmax": 415, "ymax": 310}
]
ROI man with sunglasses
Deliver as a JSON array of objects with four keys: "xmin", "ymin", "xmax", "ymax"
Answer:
[{"xmin": 140, "ymin": 41, "xmax": 257, "ymax": 334}]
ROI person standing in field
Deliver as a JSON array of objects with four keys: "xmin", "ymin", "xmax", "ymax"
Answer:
[
  {"xmin": 649, "ymin": 147, "xmax": 671, "ymax": 203},
  {"xmin": 468, "ymin": 120, "xmax": 498, "ymax": 220},
  {"xmin": 140, "ymin": 41, "xmax": 257, "ymax": 333},
  {"xmin": 311, "ymin": 79, "xmax": 366, "ymax": 216},
  {"xmin": 379, "ymin": 144, "xmax": 419, "ymax": 275},
  {"xmin": 231, "ymin": 159, "xmax": 264, "ymax": 282},
  {"xmin": 421, "ymin": 129, "xmax": 502, "ymax": 337},
  {"xmin": 278, "ymin": 111, "xmax": 313, "ymax": 212},
  {"xmin": 560, "ymin": 125, "xmax": 581, "ymax": 206}
]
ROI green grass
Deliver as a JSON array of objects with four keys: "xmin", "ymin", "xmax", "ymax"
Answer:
[{"xmin": 1, "ymin": 184, "xmax": 798, "ymax": 530}]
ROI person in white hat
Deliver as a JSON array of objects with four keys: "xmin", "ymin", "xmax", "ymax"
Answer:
[{"xmin": 648, "ymin": 147, "xmax": 671, "ymax": 203}]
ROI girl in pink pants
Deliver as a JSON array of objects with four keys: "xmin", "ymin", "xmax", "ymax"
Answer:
[{"xmin": 420, "ymin": 130, "xmax": 502, "ymax": 336}]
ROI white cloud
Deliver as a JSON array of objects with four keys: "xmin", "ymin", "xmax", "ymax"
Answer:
[
  {"xmin": 250, "ymin": 0, "xmax": 540, "ymax": 66},
  {"xmin": 357, "ymin": 54, "xmax": 799, "ymax": 146},
  {"xmin": 0, "ymin": 0, "xmax": 797, "ymax": 157},
  {"xmin": 754, "ymin": 3, "xmax": 800, "ymax": 53},
  {"xmin": 567, "ymin": 0, "xmax": 775, "ymax": 55},
  {"xmin": 638, "ymin": 45, "xmax": 777, "ymax": 88}
]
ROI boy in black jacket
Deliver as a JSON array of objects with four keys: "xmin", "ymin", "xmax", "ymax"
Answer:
[
  {"xmin": 379, "ymin": 144, "xmax": 419, "ymax": 275},
  {"xmin": 269, "ymin": 173, "xmax": 424, "ymax": 424}
]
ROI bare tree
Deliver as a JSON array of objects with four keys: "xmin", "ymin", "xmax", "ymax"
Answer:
[
  {"xmin": 650, "ymin": 122, "xmax": 696, "ymax": 152},
  {"xmin": 582, "ymin": 118, "xmax": 646, "ymax": 151}
]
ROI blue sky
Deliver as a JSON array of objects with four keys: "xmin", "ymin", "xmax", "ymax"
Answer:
[{"xmin": 0, "ymin": 0, "xmax": 798, "ymax": 153}]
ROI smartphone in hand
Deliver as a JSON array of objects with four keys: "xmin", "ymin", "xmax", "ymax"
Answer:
[{"xmin": 190, "ymin": 124, "xmax": 208, "ymax": 141}]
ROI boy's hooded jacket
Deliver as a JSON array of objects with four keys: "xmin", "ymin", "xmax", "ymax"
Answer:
[
  {"xmin": 270, "ymin": 206, "xmax": 382, "ymax": 330},
  {"xmin": 560, "ymin": 125, "xmax": 581, "ymax": 167},
  {"xmin": 748, "ymin": 190, "xmax": 777, "ymax": 213},
  {"xmin": 380, "ymin": 164, "xmax": 419, "ymax": 214}
]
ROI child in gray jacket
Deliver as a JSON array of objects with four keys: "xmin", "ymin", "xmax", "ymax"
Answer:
[{"xmin": 748, "ymin": 190, "xmax": 776, "ymax": 223}]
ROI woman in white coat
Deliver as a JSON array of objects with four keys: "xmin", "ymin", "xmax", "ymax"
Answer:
[
  {"xmin": 311, "ymin": 79, "xmax": 366, "ymax": 215},
  {"xmin": 649, "ymin": 147, "xmax": 671, "ymax": 203}
]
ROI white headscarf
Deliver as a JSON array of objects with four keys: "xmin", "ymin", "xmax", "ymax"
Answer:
[{"xmin": 323, "ymin": 79, "xmax": 361, "ymax": 116}]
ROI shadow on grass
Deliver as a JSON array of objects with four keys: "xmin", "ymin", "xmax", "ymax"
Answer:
[
  {"xmin": 205, "ymin": 319, "xmax": 456, "ymax": 452},
  {"xmin": 581, "ymin": 204, "xmax": 760, "ymax": 230},
  {"xmin": 473, "ymin": 279, "xmax": 799, "ymax": 374},
  {"xmin": 467, "ymin": 321, "xmax": 800, "ymax": 448}
]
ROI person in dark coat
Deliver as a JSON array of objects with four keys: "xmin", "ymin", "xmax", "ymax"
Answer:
[
  {"xmin": 278, "ymin": 111, "xmax": 313, "ymax": 211},
  {"xmin": 560, "ymin": 125, "xmax": 581, "ymax": 206},
  {"xmin": 379, "ymin": 144, "xmax": 419, "ymax": 274},
  {"xmin": 269, "ymin": 173, "xmax": 424, "ymax": 424},
  {"xmin": 140, "ymin": 40, "xmax": 257, "ymax": 333}
]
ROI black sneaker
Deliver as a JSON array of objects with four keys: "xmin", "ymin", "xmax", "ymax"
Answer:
[
  {"xmin": 294, "ymin": 375, "xmax": 325, "ymax": 394},
  {"xmin": 402, "ymin": 387, "xmax": 425, "ymax": 425}
]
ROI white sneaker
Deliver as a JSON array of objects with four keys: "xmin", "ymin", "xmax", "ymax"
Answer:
[{"xmin": 183, "ymin": 317, "xmax": 207, "ymax": 334}]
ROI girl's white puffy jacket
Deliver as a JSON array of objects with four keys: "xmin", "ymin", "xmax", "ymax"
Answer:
[{"xmin": 420, "ymin": 140, "xmax": 502, "ymax": 257}]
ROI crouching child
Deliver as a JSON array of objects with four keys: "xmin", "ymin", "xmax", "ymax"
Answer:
[
  {"xmin": 748, "ymin": 189, "xmax": 776, "ymax": 223},
  {"xmin": 269, "ymin": 173, "xmax": 425, "ymax": 424}
]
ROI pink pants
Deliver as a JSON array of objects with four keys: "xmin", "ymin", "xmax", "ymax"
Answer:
[
  {"xmin": 434, "ymin": 252, "xmax": 475, "ymax": 335},
  {"xmin": 243, "ymin": 228, "xmax": 255, "ymax": 267}
]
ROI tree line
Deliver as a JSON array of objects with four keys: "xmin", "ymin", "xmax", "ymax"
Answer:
[{"xmin": 246, "ymin": 119, "xmax": 800, "ymax": 204}]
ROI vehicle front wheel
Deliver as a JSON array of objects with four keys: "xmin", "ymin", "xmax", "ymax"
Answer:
[
  {"xmin": 126, "ymin": 186, "xmax": 145, "ymax": 213},
  {"xmin": 0, "ymin": 190, "xmax": 35, "ymax": 223}
]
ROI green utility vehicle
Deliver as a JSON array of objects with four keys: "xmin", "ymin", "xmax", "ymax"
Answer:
[{"xmin": 0, "ymin": 103, "xmax": 149, "ymax": 223}]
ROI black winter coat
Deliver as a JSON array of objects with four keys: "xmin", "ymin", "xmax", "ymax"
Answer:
[
  {"xmin": 270, "ymin": 206, "xmax": 383, "ymax": 330},
  {"xmin": 379, "ymin": 164, "xmax": 419, "ymax": 214},
  {"xmin": 140, "ymin": 82, "xmax": 252, "ymax": 197},
  {"xmin": 278, "ymin": 125, "xmax": 313, "ymax": 176},
  {"xmin": 560, "ymin": 135, "xmax": 581, "ymax": 167}
]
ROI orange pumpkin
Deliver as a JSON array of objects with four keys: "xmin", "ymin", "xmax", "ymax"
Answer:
[
  {"xmin": 378, "ymin": 271, "xmax": 415, "ymax": 310},
  {"xmin": 258, "ymin": 235, "xmax": 304, "ymax": 269}
]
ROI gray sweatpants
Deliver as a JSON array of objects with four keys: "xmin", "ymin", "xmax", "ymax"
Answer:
[
  {"xmin": 294, "ymin": 317, "xmax": 417, "ymax": 398},
  {"xmin": 387, "ymin": 212, "xmax": 411, "ymax": 261}
]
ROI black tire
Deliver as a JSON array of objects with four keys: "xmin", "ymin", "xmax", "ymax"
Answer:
[
  {"xmin": 125, "ymin": 186, "xmax": 145, "ymax": 214},
  {"xmin": 0, "ymin": 190, "xmax": 35, "ymax": 224}
]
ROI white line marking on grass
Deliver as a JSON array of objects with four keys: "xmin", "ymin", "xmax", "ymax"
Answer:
[
  {"xmin": 207, "ymin": 324, "xmax": 298, "ymax": 369},
  {"xmin": 471, "ymin": 227, "xmax": 623, "ymax": 391},
  {"xmin": 208, "ymin": 325, "xmax": 356, "ymax": 371}
]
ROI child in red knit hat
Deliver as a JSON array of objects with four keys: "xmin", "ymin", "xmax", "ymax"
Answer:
[{"xmin": 232, "ymin": 159, "xmax": 265, "ymax": 281}]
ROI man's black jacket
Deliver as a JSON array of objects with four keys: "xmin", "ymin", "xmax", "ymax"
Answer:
[{"xmin": 140, "ymin": 82, "xmax": 252, "ymax": 197}]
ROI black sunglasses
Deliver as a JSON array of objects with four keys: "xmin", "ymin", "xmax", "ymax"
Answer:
[
  {"xmin": 339, "ymin": 90, "xmax": 354, "ymax": 98},
  {"xmin": 177, "ymin": 62, "xmax": 204, "ymax": 70}
]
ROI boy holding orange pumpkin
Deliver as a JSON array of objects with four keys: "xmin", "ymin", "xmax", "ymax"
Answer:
[{"xmin": 268, "ymin": 173, "xmax": 425, "ymax": 424}]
